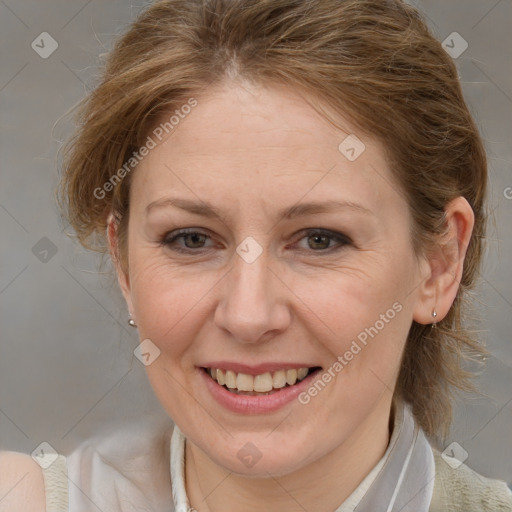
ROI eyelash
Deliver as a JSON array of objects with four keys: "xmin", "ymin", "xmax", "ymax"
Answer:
[{"xmin": 160, "ymin": 228, "xmax": 352, "ymax": 255}]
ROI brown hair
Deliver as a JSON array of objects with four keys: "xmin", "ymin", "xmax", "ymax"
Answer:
[{"xmin": 58, "ymin": 0, "xmax": 488, "ymax": 440}]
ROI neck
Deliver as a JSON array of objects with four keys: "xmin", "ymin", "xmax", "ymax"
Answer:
[{"xmin": 185, "ymin": 397, "xmax": 395, "ymax": 512}]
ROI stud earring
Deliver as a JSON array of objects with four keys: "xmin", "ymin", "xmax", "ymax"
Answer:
[
  {"xmin": 431, "ymin": 309, "xmax": 437, "ymax": 329},
  {"xmin": 128, "ymin": 313, "xmax": 137, "ymax": 328}
]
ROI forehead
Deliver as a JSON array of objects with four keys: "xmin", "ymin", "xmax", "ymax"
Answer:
[{"xmin": 131, "ymin": 83, "xmax": 405, "ymax": 219}]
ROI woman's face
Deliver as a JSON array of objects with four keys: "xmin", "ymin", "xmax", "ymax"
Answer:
[{"xmin": 119, "ymin": 82, "xmax": 431, "ymax": 476}]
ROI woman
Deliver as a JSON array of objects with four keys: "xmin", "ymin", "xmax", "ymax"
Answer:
[{"xmin": 1, "ymin": 0, "xmax": 511, "ymax": 510}]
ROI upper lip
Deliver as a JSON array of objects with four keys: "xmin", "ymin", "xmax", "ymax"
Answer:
[{"xmin": 200, "ymin": 361, "xmax": 321, "ymax": 375}]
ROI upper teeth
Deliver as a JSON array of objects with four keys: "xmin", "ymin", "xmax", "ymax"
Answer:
[{"xmin": 208, "ymin": 368, "xmax": 310, "ymax": 392}]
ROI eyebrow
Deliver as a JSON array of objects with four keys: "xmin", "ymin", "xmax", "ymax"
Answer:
[{"xmin": 145, "ymin": 197, "xmax": 374, "ymax": 220}]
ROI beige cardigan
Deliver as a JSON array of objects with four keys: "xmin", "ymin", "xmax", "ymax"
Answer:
[{"xmin": 429, "ymin": 449, "xmax": 512, "ymax": 511}]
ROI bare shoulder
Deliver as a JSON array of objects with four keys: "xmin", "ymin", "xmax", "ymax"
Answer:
[{"xmin": 0, "ymin": 451, "xmax": 46, "ymax": 512}]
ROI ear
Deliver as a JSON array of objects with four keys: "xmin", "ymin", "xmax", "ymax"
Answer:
[
  {"xmin": 412, "ymin": 196, "xmax": 475, "ymax": 325},
  {"xmin": 107, "ymin": 213, "xmax": 134, "ymax": 316}
]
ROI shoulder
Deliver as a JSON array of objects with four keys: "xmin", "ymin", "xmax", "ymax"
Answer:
[
  {"xmin": 67, "ymin": 415, "xmax": 175, "ymax": 512},
  {"xmin": 0, "ymin": 451, "xmax": 46, "ymax": 512},
  {"xmin": 430, "ymin": 448, "xmax": 512, "ymax": 512},
  {"xmin": 70, "ymin": 415, "xmax": 174, "ymax": 472}
]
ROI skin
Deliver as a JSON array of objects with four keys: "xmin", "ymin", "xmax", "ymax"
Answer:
[{"xmin": 109, "ymin": 80, "xmax": 474, "ymax": 512}]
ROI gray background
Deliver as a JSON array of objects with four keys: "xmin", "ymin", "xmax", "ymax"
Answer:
[{"xmin": 0, "ymin": 0, "xmax": 511, "ymax": 485}]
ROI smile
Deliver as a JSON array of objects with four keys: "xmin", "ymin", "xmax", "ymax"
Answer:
[{"xmin": 203, "ymin": 367, "xmax": 320, "ymax": 395}]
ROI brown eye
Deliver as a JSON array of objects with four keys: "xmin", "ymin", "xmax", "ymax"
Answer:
[
  {"xmin": 161, "ymin": 229, "xmax": 212, "ymax": 253},
  {"xmin": 181, "ymin": 232, "xmax": 207, "ymax": 249},
  {"xmin": 296, "ymin": 229, "xmax": 351, "ymax": 253},
  {"xmin": 307, "ymin": 233, "xmax": 331, "ymax": 250}
]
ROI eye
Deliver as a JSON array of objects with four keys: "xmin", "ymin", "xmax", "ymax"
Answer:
[
  {"xmin": 160, "ymin": 228, "xmax": 351, "ymax": 255},
  {"xmin": 160, "ymin": 229, "xmax": 213, "ymax": 253},
  {"xmin": 294, "ymin": 229, "xmax": 351, "ymax": 253}
]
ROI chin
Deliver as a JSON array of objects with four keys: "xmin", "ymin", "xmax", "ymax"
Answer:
[{"xmin": 203, "ymin": 432, "xmax": 318, "ymax": 478}]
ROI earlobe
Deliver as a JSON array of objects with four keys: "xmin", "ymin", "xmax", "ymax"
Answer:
[
  {"xmin": 412, "ymin": 196, "xmax": 475, "ymax": 325},
  {"xmin": 106, "ymin": 213, "xmax": 133, "ymax": 311}
]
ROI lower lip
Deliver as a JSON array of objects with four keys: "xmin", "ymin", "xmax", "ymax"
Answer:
[{"xmin": 199, "ymin": 367, "xmax": 322, "ymax": 414}]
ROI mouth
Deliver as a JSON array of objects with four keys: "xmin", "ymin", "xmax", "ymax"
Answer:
[{"xmin": 202, "ymin": 366, "xmax": 323, "ymax": 396}]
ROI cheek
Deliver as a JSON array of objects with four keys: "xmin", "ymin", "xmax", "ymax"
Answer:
[
  {"xmin": 301, "ymin": 258, "xmax": 407, "ymax": 332},
  {"xmin": 297, "ymin": 254, "xmax": 415, "ymax": 380},
  {"xmin": 128, "ymin": 255, "xmax": 213, "ymax": 353}
]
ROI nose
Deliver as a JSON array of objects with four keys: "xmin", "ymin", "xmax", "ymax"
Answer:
[{"xmin": 214, "ymin": 247, "xmax": 291, "ymax": 344}]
